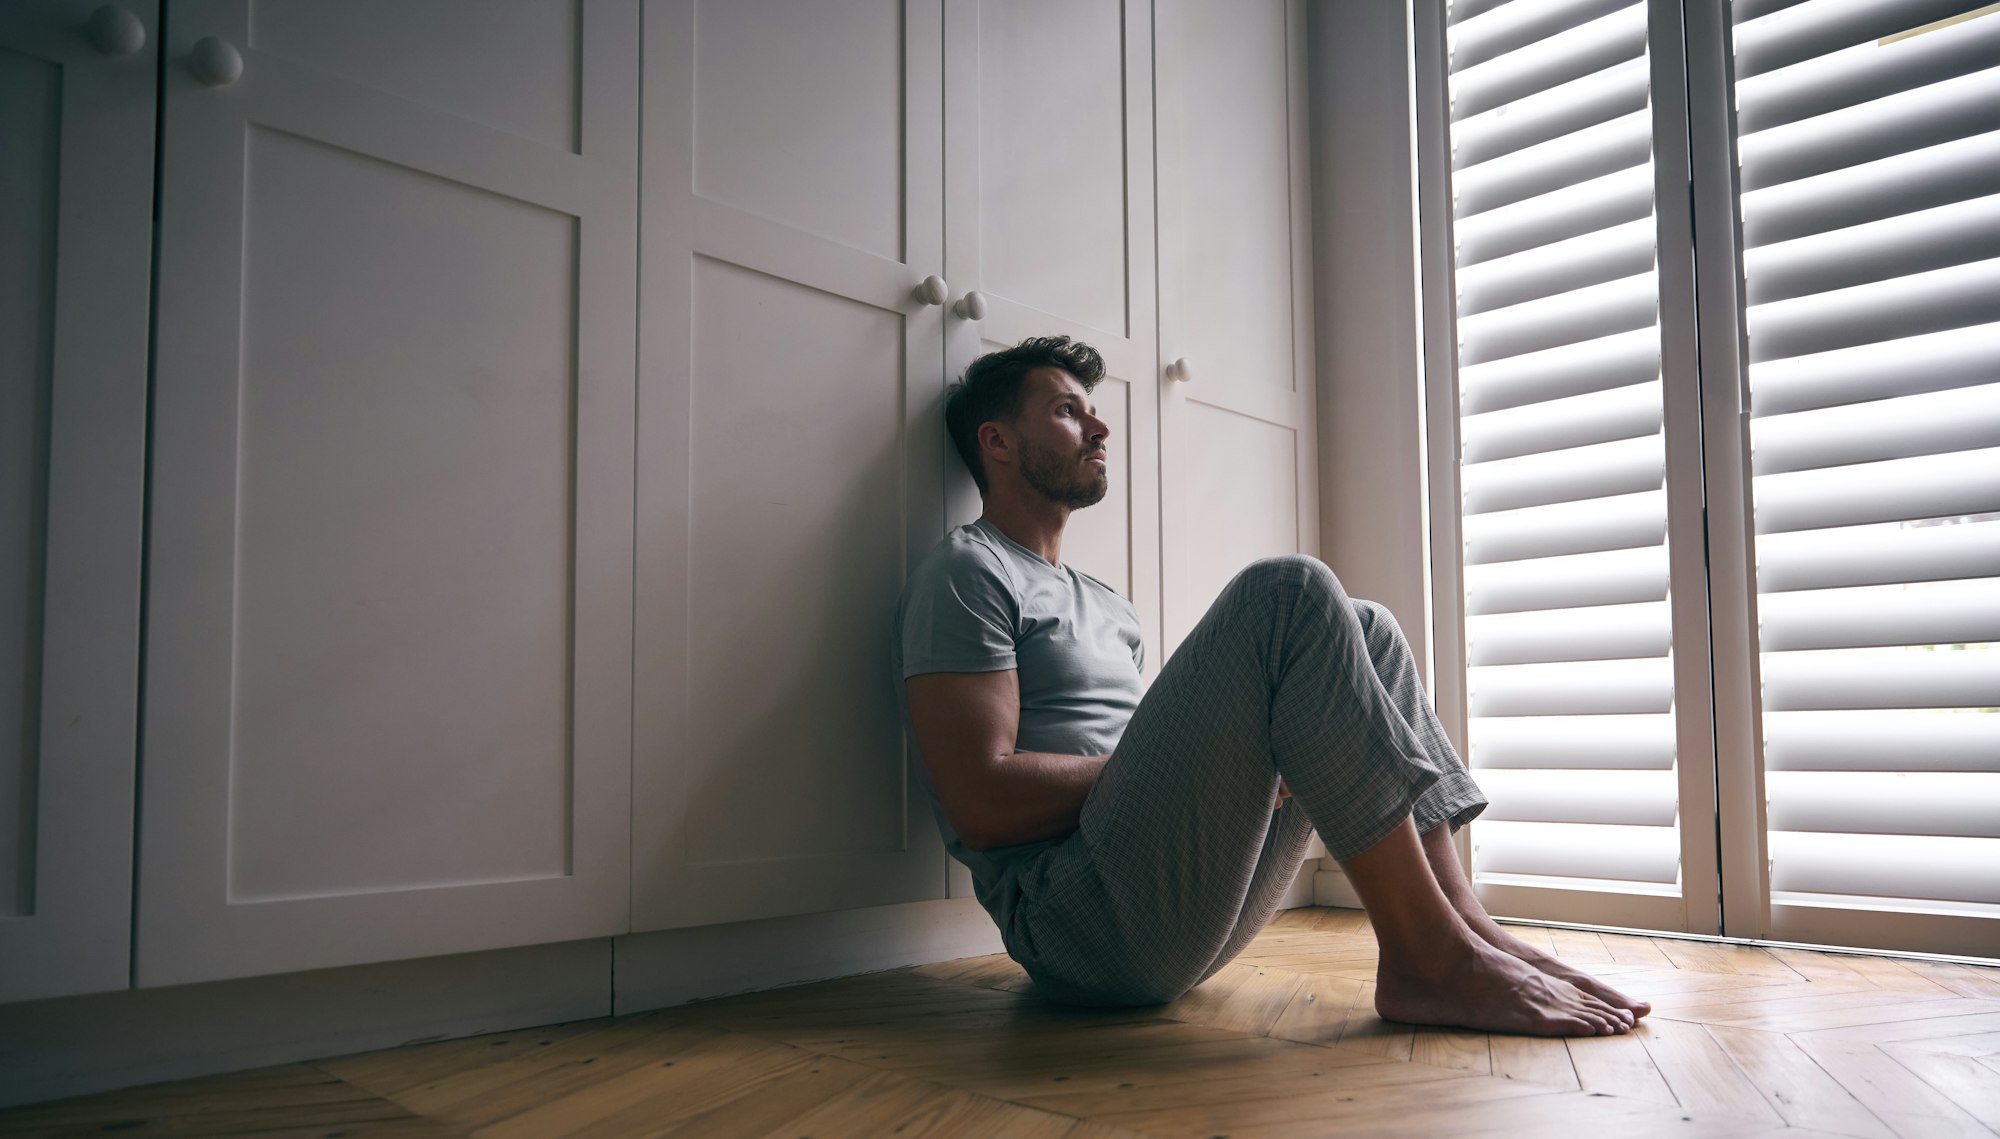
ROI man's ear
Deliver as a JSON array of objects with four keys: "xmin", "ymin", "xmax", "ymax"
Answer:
[{"xmin": 977, "ymin": 420, "xmax": 1013, "ymax": 469}]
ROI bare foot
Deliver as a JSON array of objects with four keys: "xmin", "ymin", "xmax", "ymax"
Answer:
[
  {"xmin": 1470, "ymin": 922, "xmax": 1651, "ymax": 1019},
  {"xmin": 1376, "ymin": 940, "xmax": 1635, "ymax": 1037}
]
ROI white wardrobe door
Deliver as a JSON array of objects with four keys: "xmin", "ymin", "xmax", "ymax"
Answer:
[
  {"xmin": 1156, "ymin": 0, "xmax": 1319, "ymax": 655},
  {"xmin": 630, "ymin": 0, "xmax": 950, "ymax": 930},
  {"xmin": 0, "ymin": 0, "xmax": 156, "ymax": 1004},
  {"xmin": 140, "ymin": 0, "xmax": 638, "ymax": 986}
]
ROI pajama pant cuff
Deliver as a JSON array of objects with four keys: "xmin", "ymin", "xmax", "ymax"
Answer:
[{"xmin": 1412, "ymin": 768, "xmax": 1488, "ymax": 836}]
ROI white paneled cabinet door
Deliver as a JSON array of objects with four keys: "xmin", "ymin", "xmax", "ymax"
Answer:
[
  {"xmin": 631, "ymin": 0, "xmax": 949, "ymax": 930},
  {"xmin": 1156, "ymin": 0, "xmax": 1319, "ymax": 654},
  {"xmin": 942, "ymin": 0, "xmax": 1161, "ymax": 656},
  {"xmin": 140, "ymin": 0, "xmax": 638, "ymax": 986},
  {"xmin": 0, "ymin": 0, "xmax": 156, "ymax": 1004}
]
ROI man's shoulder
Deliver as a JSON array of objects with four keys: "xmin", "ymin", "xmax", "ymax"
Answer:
[{"xmin": 909, "ymin": 523, "xmax": 1019, "ymax": 593}]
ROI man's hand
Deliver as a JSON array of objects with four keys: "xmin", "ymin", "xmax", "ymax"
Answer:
[{"xmin": 1274, "ymin": 777, "xmax": 1292, "ymax": 810}]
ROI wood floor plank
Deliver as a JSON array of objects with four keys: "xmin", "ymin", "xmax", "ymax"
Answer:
[
  {"xmin": 1567, "ymin": 1028, "xmax": 1680, "ymax": 1105},
  {"xmin": 379, "ymin": 1019, "xmax": 725, "ymax": 1123},
  {"xmin": 1901, "ymin": 963, "xmax": 2000, "ymax": 1003},
  {"xmin": 1489, "ymin": 1033, "xmax": 1581, "ymax": 1090},
  {"xmin": 539, "ymin": 1049, "xmax": 880, "ymax": 1139},
  {"xmin": 1885, "ymin": 1045, "xmax": 2000, "ymax": 1129},
  {"xmin": 1795, "ymin": 1011, "xmax": 2000, "ymax": 1045},
  {"xmin": 1302, "ymin": 1091, "xmax": 1779, "ymax": 1139},
  {"xmin": 819, "ymin": 1018, "xmax": 1307, "ymax": 1088},
  {"xmin": 1792, "ymin": 1035, "xmax": 2000, "ymax": 1139},
  {"xmin": 1836, "ymin": 956, "xmax": 1962, "ymax": 997},
  {"xmin": 735, "ymin": 1067, "xmax": 953, "ymax": 1139},
  {"xmin": 1498, "ymin": 922, "xmax": 1559, "ymax": 955},
  {"xmin": 1156, "ymin": 962, "xmax": 1305, "ymax": 1037},
  {"xmin": 1336, "ymin": 994, "xmax": 1417, "ymax": 1061},
  {"xmin": 1895, "ymin": 1033, "xmax": 2000, "ymax": 1060},
  {"xmin": 788, "ymin": 1069, "xmax": 1118, "ymax": 1139},
  {"xmin": 1612, "ymin": 968, "xmax": 1798, "ymax": 998},
  {"xmin": 1411, "ymin": 1025, "xmax": 1493, "ymax": 1074},
  {"xmin": 1017, "ymin": 1048, "xmax": 1465, "ymax": 1119},
  {"xmin": 1549, "ymin": 927, "xmax": 1616, "ymax": 965},
  {"xmin": 945, "ymin": 1027, "xmax": 1383, "ymax": 1100},
  {"xmin": 1718, "ymin": 1000, "xmax": 2000, "ymax": 1035},
  {"xmin": 1770, "ymin": 947, "xmax": 1878, "ymax": 984},
  {"xmin": 0, "ymin": 1065, "xmax": 441, "ymax": 1139},
  {"xmin": 1598, "ymin": 934, "xmax": 1679, "ymax": 969},
  {"xmin": 1657, "ymin": 986, "xmax": 1934, "ymax": 1026},
  {"xmin": 1635, "ymin": 1017, "xmax": 1785, "ymax": 1123},
  {"xmin": 1081, "ymin": 1069, "xmax": 1547, "ymax": 1139},
  {"xmin": 906, "ymin": 954, "xmax": 1031, "ymax": 990},
  {"xmin": 1705, "ymin": 1023, "xmax": 1897, "ymax": 1139},
  {"xmin": 1651, "ymin": 938, "xmax": 1802, "ymax": 981},
  {"xmin": 1312, "ymin": 908, "xmax": 1372, "ymax": 935},
  {"xmin": 316, "ymin": 1020, "xmax": 610, "ymax": 1098},
  {"xmin": 1264, "ymin": 906, "xmax": 1326, "ymax": 932},
  {"xmin": 1266, "ymin": 971, "xmax": 1369, "ymax": 1047}
]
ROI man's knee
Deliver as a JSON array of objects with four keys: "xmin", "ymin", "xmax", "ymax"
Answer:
[
  {"xmin": 1226, "ymin": 555, "xmax": 1367, "ymax": 629},
  {"xmin": 1231, "ymin": 553, "xmax": 1345, "ymax": 605}
]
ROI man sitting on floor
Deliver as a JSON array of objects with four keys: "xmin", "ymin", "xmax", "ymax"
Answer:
[{"xmin": 892, "ymin": 335, "xmax": 1650, "ymax": 1036}]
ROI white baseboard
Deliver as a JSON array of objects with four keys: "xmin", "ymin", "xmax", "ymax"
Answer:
[
  {"xmin": 1314, "ymin": 863, "xmax": 1363, "ymax": 910},
  {"xmin": 614, "ymin": 896, "xmax": 1005, "ymax": 1013},
  {"xmin": 0, "ymin": 938, "xmax": 610, "ymax": 1110}
]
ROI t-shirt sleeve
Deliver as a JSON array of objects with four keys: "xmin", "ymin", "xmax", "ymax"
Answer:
[{"xmin": 901, "ymin": 546, "xmax": 1019, "ymax": 678}]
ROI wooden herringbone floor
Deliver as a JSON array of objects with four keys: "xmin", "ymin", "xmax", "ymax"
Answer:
[{"xmin": 6, "ymin": 907, "xmax": 2000, "ymax": 1138}]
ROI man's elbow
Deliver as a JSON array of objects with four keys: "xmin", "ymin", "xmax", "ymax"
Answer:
[{"xmin": 953, "ymin": 811, "xmax": 1004, "ymax": 853}]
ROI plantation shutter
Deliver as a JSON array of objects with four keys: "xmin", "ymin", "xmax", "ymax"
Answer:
[
  {"xmin": 1730, "ymin": 0, "xmax": 2000, "ymax": 946},
  {"xmin": 1442, "ymin": 0, "xmax": 1695, "ymax": 913}
]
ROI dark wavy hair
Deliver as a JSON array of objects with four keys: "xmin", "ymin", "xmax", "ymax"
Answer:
[{"xmin": 944, "ymin": 335, "xmax": 1106, "ymax": 494}]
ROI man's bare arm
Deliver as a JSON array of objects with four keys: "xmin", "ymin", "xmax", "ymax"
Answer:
[{"xmin": 905, "ymin": 670, "xmax": 1107, "ymax": 851}]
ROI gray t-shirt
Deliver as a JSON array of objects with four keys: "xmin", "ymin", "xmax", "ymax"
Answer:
[{"xmin": 892, "ymin": 518, "xmax": 1146, "ymax": 925}]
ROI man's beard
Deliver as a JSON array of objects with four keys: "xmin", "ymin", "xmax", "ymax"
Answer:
[{"xmin": 1020, "ymin": 436, "xmax": 1108, "ymax": 509}]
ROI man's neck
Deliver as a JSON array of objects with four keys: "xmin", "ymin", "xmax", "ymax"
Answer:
[{"xmin": 978, "ymin": 495, "xmax": 1069, "ymax": 567}]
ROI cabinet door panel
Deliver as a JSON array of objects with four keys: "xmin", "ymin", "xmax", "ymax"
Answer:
[
  {"xmin": 692, "ymin": 0, "xmax": 905, "ymax": 261},
  {"xmin": 632, "ymin": 0, "xmax": 948, "ymax": 930},
  {"xmin": 1157, "ymin": 0, "xmax": 1317, "ymax": 652},
  {"xmin": 973, "ymin": 0, "xmax": 1129, "ymax": 337},
  {"xmin": 226, "ymin": 129, "xmax": 577, "ymax": 902},
  {"xmin": 249, "ymin": 0, "xmax": 582, "ymax": 151},
  {"xmin": 1179, "ymin": 403, "xmax": 1303, "ymax": 624},
  {"xmin": 0, "ymin": 0, "xmax": 156, "ymax": 1004},
  {"xmin": 141, "ymin": 0, "xmax": 637, "ymax": 987}
]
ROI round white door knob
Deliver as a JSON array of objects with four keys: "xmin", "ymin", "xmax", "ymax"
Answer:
[
  {"xmin": 953, "ymin": 290, "xmax": 988, "ymax": 320},
  {"xmin": 1165, "ymin": 357, "xmax": 1192, "ymax": 383},
  {"xmin": 85, "ymin": 6, "xmax": 146, "ymax": 56},
  {"xmin": 189, "ymin": 36, "xmax": 243, "ymax": 87},
  {"xmin": 914, "ymin": 275, "xmax": 949, "ymax": 306}
]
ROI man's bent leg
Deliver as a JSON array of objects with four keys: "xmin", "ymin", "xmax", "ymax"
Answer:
[
  {"xmin": 1189, "ymin": 799, "xmax": 1318, "ymax": 989},
  {"xmin": 1003, "ymin": 555, "xmax": 1632, "ymax": 1034},
  {"xmin": 1341, "ymin": 816, "xmax": 1629, "ymax": 1036},
  {"xmin": 1000, "ymin": 556, "xmax": 1423, "ymax": 1006},
  {"xmin": 1418, "ymin": 822, "xmax": 1649, "ymax": 1019},
  {"xmin": 1349, "ymin": 601, "xmax": 1647, "ymax": 1020}
]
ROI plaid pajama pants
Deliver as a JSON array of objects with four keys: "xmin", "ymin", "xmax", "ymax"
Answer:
[{"xmin": 997, "ymin": 554, "xmax": 1488, "ymax": 1006}]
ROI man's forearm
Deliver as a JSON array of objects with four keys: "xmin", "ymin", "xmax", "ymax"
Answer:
[{"xmin": 961, "ymin": 750, "xmax": 1109, "ymax": 850}]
